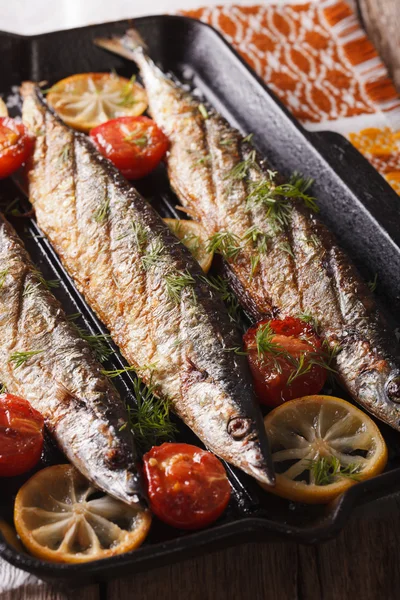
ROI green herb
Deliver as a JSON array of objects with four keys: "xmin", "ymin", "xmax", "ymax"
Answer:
[
  {"xmin": 225, "ymin": 150, "xmax": 258, "ymax": 182},
  {"xmin": 23, "ymin": 282, "xmax": 40, "ymax": 297},
  {"xmin": 243, "ymin": 225, "xmax": 270, "ymax": 253},
  {"xmin": 254, "ymin": 322, "xmax": 284, "ymax": 360},
  {"xmin": 131, "ymin": 221, "xmax": 148, "ymax": 248},
  {"xmin": 368, "ymin": 273, "xmax": 378, "ymax": 293},
  {"xmin": 223, "ymin": 346, "xmax": 248, "ymax": 355},
  {"xmin": 67, "ymin": 312, "xmax": 81, "ymax": 322},
  {"xmin": 202, "ymin": 275, "xmax": 242, "ymax": 323},
  {"xmin": 101, "ymin": 365, "xmax": 137, "ymax": 379},
  {"xmin": 0, "ymin": 384, "xmax": 6, "ymax": 394},
  {"xmin": 118, "ymin": 75, "xmax": 138, "ymax": 107},
  {"xmin": 73, "ymin": 324, "xmax": 113, "ymax": 363},
  {"xmin": 198, "ymin": 103, "xmax": 209, "ymax": 119},
  {"xmin": 58, "ymin": 145, "xmax": 71, "ymax": 165},
  {"xmin": 207, "ymin": 231, "xmax": 242, "ymax": 261},
  {"xmin": 4, "ymin": 198, "xmax": 21, "ymax": 217},
  {"xmin": 32, "ymin": 269, "xmax": 60, "ymax": 291},
  {"xmin": 9, "ymin": 350, "xmax": 43, "ymax": 369},
  {"xmin": 194, "ymin": 154, "xmax": 211, "ymax": 166},
  {"xmin": 286, "ymin": 353, "xmax": 312, "ymax": 386},
  {"xmin": 278, "ymin": 242, "xmax": 295, "ymax": 258},
  {"xmin": 123, "ymin": 134, "xmax": 148, "ymax": 147},
  {"xmin": 121, "ymin": 376, "xmax": 177, "ymax": 453},
  {"xmin": 297, "ymin": 312, "xmax": 320, "ymax": 333},
  {"xmin": 246, "ymin": 171, "xmax": 318, "ymax": 232},
  {"xmin": 165, "ymin": 269, "xmax": 196, "ymax": 304},
  {"xmin": 243, "ymin": 133, "xmax": 254, "ymax": 144},
  {"xmin": 220, "ymin": 138, "xmax": 234, "ymax": 147},
  {"xmin": 0, "ymin": 268, "xmax": 9, "ymax": 290},
  {"xmin": 250, "ymin": 254, "xmax": 260, "ymax": 279},
  {"xmin": 141, "ymin": 238, "xmax": 165, "ymax": 270},
  {"xmin": 94, "ymin": 198, "xmax": 110, "ymax": 224},
  {"xmin": 301, "ymin": 234, "xmax": 319, "ymax": 247},
  {"xmin": 307, "ymin": 456, "xmax": 361, "ymax": 486}
]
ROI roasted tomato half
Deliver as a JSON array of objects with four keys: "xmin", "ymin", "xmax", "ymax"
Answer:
[
  {"xmin": 90, "ymin": 115, "xmax": 169, "ymax": 179},
  {"xmin": 243, "ymin": 316, "xmax": 327, "ymax": 407},
  {"xmin": 0, "ymin": 117, "xmax": 35, "ymax": 179},
  {"xmin": 0, "ymin": 393, "xmax": 44, "ymax": 477},
  {"xmin": 143, "ymin": 443, "xmax": 231, "ymax": 530}
]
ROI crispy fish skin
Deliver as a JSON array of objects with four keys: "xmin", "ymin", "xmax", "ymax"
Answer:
[
  {"xmin": 0, "ymin": 214, "xmax": 143, "ymax": 505},
  {"xmin": 112, "ymin": 31, "xmax": 400, "ymax": 429},
  {"xmin": 21, "ymin": 83, "xmax": 274, "ymax": 485}
]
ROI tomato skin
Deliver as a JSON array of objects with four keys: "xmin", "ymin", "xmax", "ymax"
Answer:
[
  {"xmin": 90, "ymin": 116, "xmax": 169, "ymax": 179},
  {"xmin": 143, "ymin": 443, "xmax": 231, "ymax": 530},
  {"xmin": 243, "ymin": 317, "xmax": 327, "ymax": 407},
  {"xmin": 0, "ymin": 117, "xmax": 35, "ymax": 179},
  {"xmin": 0, "ymin": 394, "xmax": 44, "ymax": 477}
]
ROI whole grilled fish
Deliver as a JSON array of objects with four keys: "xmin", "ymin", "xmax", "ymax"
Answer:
[
  {"xmin": 0, "ymin": 214, "xmax": 143, "ymax": 505},
  {"xmin": 95, "ymin": 30, "xmax": 400, "ymax": 430},
  {"xmin": 21, "ymin": 82, "xmax": 274, "ymax": 485}
]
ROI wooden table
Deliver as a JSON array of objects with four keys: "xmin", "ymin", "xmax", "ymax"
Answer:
[{"xmin": 1, "ymin": 1, "xmax": 400, "ymax": 598}]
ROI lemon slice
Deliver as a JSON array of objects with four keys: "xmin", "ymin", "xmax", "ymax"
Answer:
[
  {"xmin": 164, "ymin": 218, "xmax": 213, "ymax": 273},
  {"xmin": 0, "ymin": 98, "xmax": 8, "ymax": 117},
  {"xmin": 261, "ymin": 395, "xmax": 388, "ymax": 504},
  {"xmin": 46, "ymin": 73, "xmax": 148, "ymax": 133},
  {"xmin": 14, "ymin": 464, "xmax": 151, "ymax": 563}
]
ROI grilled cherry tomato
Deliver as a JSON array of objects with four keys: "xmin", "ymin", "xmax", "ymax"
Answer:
[
  {"xmin": 0, "ymin": 394, "xmax": 44, "ymax": 477},
  {"xmin": 243, "ymin": 317, "xmax": 327, "ymax": 407},
  {"xmin": 90, "ymin": 116, "xmax": 169, "ymax": 179},
  {"xmin": 143, "ymin": 443, "xmax": 231, "ymax": 530},
  {"xmin": 0, "ymin": 117, "xmax": 35, "ymax": 179}
]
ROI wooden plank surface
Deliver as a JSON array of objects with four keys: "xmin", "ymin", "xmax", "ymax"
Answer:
[{"xmin": 2, "ymin": 1, "xmax": 400, "ymax": 599}]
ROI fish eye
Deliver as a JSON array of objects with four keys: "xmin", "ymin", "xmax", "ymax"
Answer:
[
  {"xmin": 385, "ymin": 373, "xmax": 400, "ymax": 404},
  {"xmin": 227, "ymin": 417, "xmax": 252, "ymax": 440}
]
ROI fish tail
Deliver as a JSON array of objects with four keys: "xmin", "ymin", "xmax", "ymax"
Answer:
[{"xmin": 94, "ymin": 28, "xmax": 148, "ymax": 62}]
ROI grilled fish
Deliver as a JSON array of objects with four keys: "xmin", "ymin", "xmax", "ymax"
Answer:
[
  {"xmin": 95, "ymin": 30, "xmax": 400, "ymax": 430},
  {"xmin": 21, "ymin": 82, "xmax": 274, "ymax": 485},
  {"xmin": 0, "ymin": 214, "xmax": 143, "ymax": 505}
]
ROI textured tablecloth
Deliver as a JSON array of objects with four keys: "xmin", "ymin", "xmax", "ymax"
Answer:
[{"xmin": 1, "ymin": 0, "xmax": 399, "ymax": 593}]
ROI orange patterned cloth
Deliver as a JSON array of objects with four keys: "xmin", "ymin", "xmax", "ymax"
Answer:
[{"xmin": 180, "ymin": 1, "xmax": 400, "ymax": 193}]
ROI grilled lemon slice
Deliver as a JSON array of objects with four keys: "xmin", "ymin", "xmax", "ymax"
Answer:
[
  {"xmin": 14, "ymin": 464, "xmax": 151, "ymax": 563},
  {"xmin": 46, "ymin": 73, "xmax": 147, "ymax": 133},
  {"xmin": 261, "ymin": 395, "xmax": 387, "ymax": 504},
  {"xmin": 164, "ymin": 218, "xmax": 213, "ymax": 273}
]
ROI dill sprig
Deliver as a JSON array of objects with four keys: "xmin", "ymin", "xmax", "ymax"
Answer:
[
  {"xmin": 368, "ymin": 273, "xmax": 378, "ymax": 293},
  {"xmin": 202, "ymin": 275, "xmax": 242, "ymax": 323},
  {"xmin": 307, "ymin": 456, "xmax": 361, "ymax": 486},
  {"xmin": 254, "ymin": 322, "xmax": 285, "ymax": 359},
  {"xmin": 243, "ymin": 133, "xmax": 254, "ymax": 144},
  {"xmin": 4, "ymin": 198, "xmax": 21, "ymax": 217},
  {"xmin": 9, "ymin": 350, "xmax": 43, "ymax": 369},
  {"xmin": 0, "ymin": 384, "xmax": 6, "ymax": 394},
  {"xmin": 207, "ymin": 231, "xmax": 242, "ymax": 261},
  {"xmin": 225, "ymin": 150, "xmax": 258, "ymax": 182},
  {"xmin": 67, "ymin": 312, "xmax": 81, "ymax": 322},
  {"xmin": 121, "ymin": 376, "xmax": 177, "ymax": 453},
  {"xmin": 278, "ymin": 242, "xmax": 295, "ymax": 258},
  {"xmin": 131, "ymin": 221, "xmax": 148, "ymax": 248},
  {"xmin": 101, "ymin": 365, "xmax": 137, "ymax": 379},
  {"xmin": 141, "ymin": 238, "xmax": 165, "ymax": 270},
  {"xmin": 198, "ymin": 103, "xmax": 209, "ymax": 119},
  {"xmin": 165, "ymin": 269, "xmax": 196, "ymax": 304},
  {"xmin": 72, "ymin": 323, "xmax": 113, "ymax": 363},
  {"xmin": 246, "ymin": 171, "xmax": 318, "ymax": 232},
  {"xmin": 117, "ymin": 75, "xmax": 138, "ymax": 107},
  {"xmin": 250, "ymin": 254, "xmax": 260, "ymax": 279},
  {"xmin": 58, "ymin": 145, "xmax": 71, "ymax": 165},
  {"xmin": 297, "ymin": 312, "xmax": 320, "ymax": 333},
  {"xmin": 94, "ymin": 198, "xmax": 110, "ymax": 224},
  {"xmin": 0, "ymin": 268, "xmax": 9, "ymax": 290},
  {"xmin": 32, "ymin": 269, "xmax": 60, "ymax": 291}
]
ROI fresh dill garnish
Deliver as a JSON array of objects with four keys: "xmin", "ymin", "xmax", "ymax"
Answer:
[
  {"xmin": 245, "ymin": 171, "xmax": 318, "ymax": 232},
  {"xmin": 250, "ymin": 254, "xmax": 260, "ymax": 279},
  {"xmin": 58, "ymin": 145, "xmax": 71, "ymax": 165},
  {"xmin": 194, "ymin": 154, "xmax": 211, "ymax": 166},
  {"xmin": 9, "ymin": 350, "xmax": 43, "ymax": 369},
  {"xmin": 307, "ymin": 456, "xmax": 361, "ymax": 486},
  {"xmin": 202, "ymin": 275, "xmax": 242, "ymax": 323},
  {"xmin": 141, "ymin": 238, "xmax": 165, "ymax": 270},
  {"xmin": 254, "ymin": 322, "xmax": 284, "ymax": 359},
  {"xmin": 242, "ymin": 225, "xmax": 270, "ymax": 253},
  {"xmin": 67, "ymin": 312, "xmax": 81, "ymax": 322},
  {"xmin": 278, "ymin": 242, "xmax": 295, "ymax": 258},
  {"xmin": 165, "ymin": 270, "xmax": 196, "ymax": 304},
  {"xmin": 0, "ymin": 268, "xmax": 9, "ymax": 290},
  {"xmin": 243, "ymin": 133, "xmax": 254, "ymax": 144},
  {"xmin": 94, "ymin": 198, "xmax": 110, "ymax": 224},
  {"xmin": 301, "ymin": 234, "xmax": 319, "ymax": 247},
  {"xmin": 4, "ymin": 198, "xmax": 21, "ymax": 217},
  {"xmin": 368, "ymin": 273, "xmax": 378, "ymax": 293},
  {"xmin": 73, "ymin": 323, "xmax": 113, "ymax": 363},
  {"xmin": 23, "ymin": 282, "xmax": 40, "ymax": 297},
  {"xmin": 198, "ymin": 103, "xmax": 209, "ymax": 119},
  {"xmin": 286, "ymin": 353, "xmax": 312, "ymax": 386},
  {"xmin": 117, "ymin": 75, "xmax": 138, "ymax": 107},
  {"xmin": 32, "ymin": 269, "xmax": 60, "ymax": 291},
  {"xmin": 120, "ymin": 376, "xmax": 177, "ymax": 453},
  {"xmin": 207, "ymin": 231, "xmax": 242, "ymax": 261},
  {"xmin": 223, "ymin": 346, "xmax": 248, "ymax": 355},
  {"xmin": 225, "ymin": 150, "xmax": 258, "ymax": 182},
  {"xmin": 123, "ymin": 134, "xmax": 148, "ymax": 147},
  {"xmin": 0, "ymin": 384, "xmax": 6, "ymax": 393},
  {"xmin": 297, "ymin": 312, "xmax": 320, "ymax": 333},
  {"xmin": 132, "ymin": 221, "xmax": 148, "ymax": 248},
  {"xmin": 172, "ymin": 337, "xmax": 183, "ymax": 349},
  {"xmin": 220, "ymin": 137, "xmax": 234, "ymax": 146},
  {"xmin": 101, "ymin": 365, "xmax": 137, "ymax": 379}
]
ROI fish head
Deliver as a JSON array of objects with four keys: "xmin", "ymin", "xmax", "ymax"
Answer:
[{"xmin": 180, "ymin": 376, "xmax": 274, "ymax": 485}]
